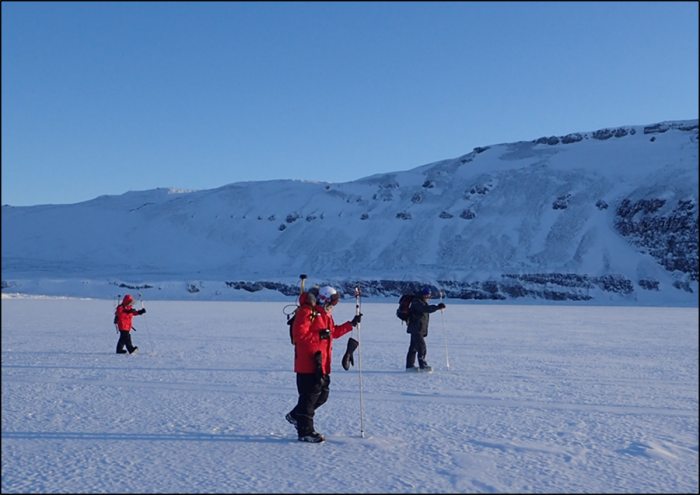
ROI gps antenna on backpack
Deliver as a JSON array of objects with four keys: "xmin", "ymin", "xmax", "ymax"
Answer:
[{"xmin": 286, "ymin": 274, "xmax": 308, "ymax": 345}]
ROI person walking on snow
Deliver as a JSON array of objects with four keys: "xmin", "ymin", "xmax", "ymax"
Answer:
[
  {"xmin": 114, "ymin": 294, "xmax": 146, "ymax": 354},
  {"xmin": 286, "ymin": 286, "xmax": 362, "ymax": 443},
  {"xmin": 405, "ymin": 286, "xmax": 445, "ymax": 372}
]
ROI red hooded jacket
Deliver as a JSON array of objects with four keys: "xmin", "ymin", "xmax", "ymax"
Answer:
[
  {"xmin": 115, "ymin": 294, "xmax": 142, "ymax": 331},
  {"xmin": 292, "ymin": 292, "xmax": 353, "ymax": 374}
]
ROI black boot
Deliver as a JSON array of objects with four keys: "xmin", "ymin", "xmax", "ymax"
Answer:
[
  {"xmin": 298, "ymin": 431, "xmax": 325, "ymax": 443},
  {"xmin": 342, "ymin": 338, "xmax": 359, "ymax": 370}
]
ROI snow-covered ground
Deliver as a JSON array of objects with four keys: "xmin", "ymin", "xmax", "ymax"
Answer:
[{"xmin": 2, "ymin": 296, "xmax": 698, "ymax": 494}]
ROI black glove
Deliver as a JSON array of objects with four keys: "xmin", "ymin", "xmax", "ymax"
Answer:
[
  {"xmin": 342, "ymin": 337, "xmax": 359, "ymax": 370},
  {"xmin": 314, "ymin": 351, "xmax": 324, "ymax": 379},
  {"xmin": 437, "ymin": 303, "xmax": 446, "ymax": 310},
  {"xmin": 350, "ymin": 313, "xmax": 362, "ymax": 327},
  {"xmin": 319, "ymin": 328, "xmax": 330, "ymax": 340},
  {"xmin": 139, "ymin": 308, "xmax": 146, "ymax": 315}
]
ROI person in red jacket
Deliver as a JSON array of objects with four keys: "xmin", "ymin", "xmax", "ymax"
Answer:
[
  {"xmin": 285, "ymin": 286, "xmax": 361, "ymax": 443},
  {"xmin": 114, "ymin": 294, "xmax": 146, "ymax": 354}
]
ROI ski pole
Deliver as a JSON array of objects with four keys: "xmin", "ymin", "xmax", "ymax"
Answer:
[
  {"xmin": 138, "ymin": 293, "xmax": 155, "ymax": 353},
  {"xmin": 355, "ymin": 285, "xmax": 365, "ymax": 438},
  {"xmin": 440, "ymin": 290, "xmax": 450, "ymax": 371}
]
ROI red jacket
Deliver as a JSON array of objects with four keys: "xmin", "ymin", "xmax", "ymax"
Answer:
[
  {"xmin": 292, "ymin": 292, "xmax": 353, "ymax": 374},
  {"xmin": 115, "ymin": 295, "xmax": 142, "ymax": 332}
]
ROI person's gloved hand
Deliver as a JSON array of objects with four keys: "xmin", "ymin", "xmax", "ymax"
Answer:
[
  {"xmin": 314, "ymin": 351, "xmax": 324, "ymax": 379},
  {"xmin": 139, "ymin": 308, "xmax": 147, "ymax": 315},
  {"xmin": 437, "ymin": 303, "xmax": 446, "ymax": 310},
  {"xmin": 319, "ymin": 329, "xmax": 330, "ymax": 340},
  {"xmin": 351, "ymin": 313, "xmax": 362, "ymax": 327}
]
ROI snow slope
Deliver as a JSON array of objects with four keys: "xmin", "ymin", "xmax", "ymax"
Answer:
[{"xmin": 2, "ymin": 120, "xmax": 698, "ymax": 305}]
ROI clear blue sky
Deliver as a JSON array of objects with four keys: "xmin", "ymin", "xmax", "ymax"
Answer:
[{"xmin": 2, "ymin": 1, "xmax": 698, "ymax": 206}]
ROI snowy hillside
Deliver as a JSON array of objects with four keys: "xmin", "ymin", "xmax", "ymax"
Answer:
[{"xmin": 2, "ymin": 120, "xmax": 698, "ymax": 305}]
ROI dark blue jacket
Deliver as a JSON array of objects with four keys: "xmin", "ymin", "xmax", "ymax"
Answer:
[{"xmin": 406, "ymin": 295, "xmax": 441, "ymax": 336}]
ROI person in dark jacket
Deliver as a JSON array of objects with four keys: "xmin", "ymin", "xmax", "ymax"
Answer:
[
  {"xmin": 286, "ymin": 286, "xmax": 361, "ymax": 443},
  {"xmin": 405, "ymin": 286, "xmax": 445, "ymax": 372},
  {"xmin": 114, "ymin": 294, "xmax": 146, "ymax": 354}
]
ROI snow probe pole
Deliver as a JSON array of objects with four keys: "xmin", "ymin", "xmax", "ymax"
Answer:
[
  {"xmin": 440, "ymin": 290, "xmax": 451, "ymax": 371},
  {"xmin": 138, "ymin": 293, "xmax": 155, "ymax": 353},
  {"xmin": 355, "ymin": 285, "xmax": 366, "ymax": 438}
]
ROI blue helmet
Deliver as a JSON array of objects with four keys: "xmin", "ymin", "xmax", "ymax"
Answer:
[{"xmin": 421, "ymin": 286, "xmax": 432, "ymax": 296}]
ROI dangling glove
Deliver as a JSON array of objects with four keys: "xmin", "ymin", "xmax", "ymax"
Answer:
[{"xmin": 342, "ymin": 337, "xmax": 359, "ymax": 370}]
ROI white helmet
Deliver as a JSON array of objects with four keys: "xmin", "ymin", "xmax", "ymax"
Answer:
[{"xmin": 318, "ymin": 286, "xmax": 339, "ymax": 305}]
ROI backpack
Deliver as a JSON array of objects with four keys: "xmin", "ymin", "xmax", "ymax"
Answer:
[
  {"xmin": 286, "ymin": 286, "xmax": 320, "ymax": 344},
  {"xmin": 396, "ymin": 294, "xmax": 416, "ymax": 323}
]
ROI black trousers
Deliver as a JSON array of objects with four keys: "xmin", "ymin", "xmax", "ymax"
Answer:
[
  {"xmin": 406, "ymin": 332, "xmax": 428, "ymax": 368},
  {"xmin": 116, "ymin": 330, "xmax": 136, "ymax": 353},
  {"xmin": 290, "ymin": 372, "xmax": 330, "ymax": 436}
]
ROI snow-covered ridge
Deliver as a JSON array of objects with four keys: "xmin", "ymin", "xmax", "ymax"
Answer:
[
  {"xmin": 2, "ymin": 119, "xmax": 697, "ymax": 305},
  {"xmin": 526, "ymin": 119, "xmax": 698, "ymax": 147}
]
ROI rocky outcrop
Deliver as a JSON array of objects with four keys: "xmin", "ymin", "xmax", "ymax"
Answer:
[
  {"xmin": 223, "ymin": 274, "xmax": 638, "ymax": 302},
  {"xmin": 614, "ymin": 198, "xmax": 699, "ymax": 282}
]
